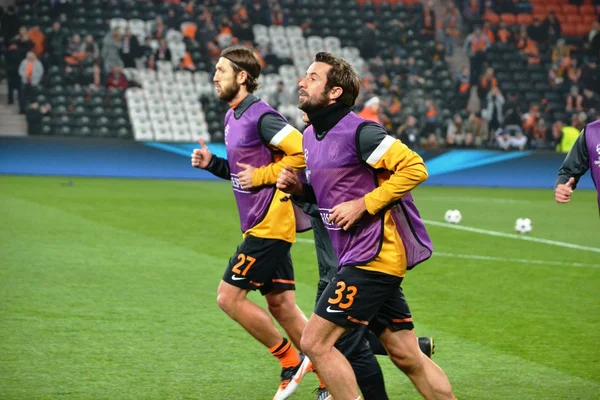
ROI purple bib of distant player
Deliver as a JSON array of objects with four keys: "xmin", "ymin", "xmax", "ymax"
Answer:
[
  {"xmin": 225, "ymin": 100, "xmax": 280, "ymax": 233},
  {"xmin": 584, "ymin": 120, "xmax": 600, "ymax": 211},
  {"xmin": 303, "ymin": 112, "xmax": 432, "ymax": 270}
]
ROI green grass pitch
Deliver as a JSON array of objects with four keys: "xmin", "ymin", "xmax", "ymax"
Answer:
[{"xmin": 1, "ymin": 175, "xmax": 598, "ymax": 399}]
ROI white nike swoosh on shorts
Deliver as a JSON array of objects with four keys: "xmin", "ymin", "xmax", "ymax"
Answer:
[
  {"xmin": 231, "ymin": 275, "xmax": 246, "ymax": 281},
  {"xmin": 326, "ymin": 306, "xmax": 344, "ymax": 313}
]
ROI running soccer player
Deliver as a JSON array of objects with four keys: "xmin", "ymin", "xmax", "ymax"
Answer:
[
  {"xmin": 277, "ymin": 52, "xmax": 456, "ymax": 400},
  {"xmin": 555, "ymin": 119, "xmax": 600, "ymax": 213},
  {"xmin": 191, "ymin": 46, "xmax": 311, "ymax": 399},
  {"xmin": 288, "ymin": 113, "xmax": 435, "ymax": 400}
]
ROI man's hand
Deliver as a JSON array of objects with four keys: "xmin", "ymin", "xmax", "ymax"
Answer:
[
  {"xmin": 328, "ymin": 198, "xmax": 368, "ymax": 231},
  {"xmin": 555, "ymin": 177, "xmax": 575, "ymax": 203},
  {"xmin": 276, "ymin": 166, "xmax": 303, "ymax": 195},
  {"xmin": 191, "ymin": 138, "xmax": 213, "ymax": 169},
  {"xmin": 236, "ymin": 162, "xmax": 256, "ymax": 189}
]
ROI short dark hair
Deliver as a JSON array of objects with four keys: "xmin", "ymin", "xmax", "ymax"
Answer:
[
  {"xmin": 314, "ymin": 52, "xmax": 360, "ymax": 107},
  {"xmin": 220, "ymin": 46, "xmax": 261, "ymax": 93}
]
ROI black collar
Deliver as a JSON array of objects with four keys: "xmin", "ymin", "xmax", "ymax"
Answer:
[
  {"xmin": 233, "ymin": 94, "xmax": 260, "ymax": 119},
  {"xmin": 306, "ymin": 102, "xmax": 351, "ymax": 139}
]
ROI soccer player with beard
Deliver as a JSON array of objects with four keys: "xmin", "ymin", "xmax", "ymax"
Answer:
[
  {"xmin": 290, "ymin": 112, "xmax": 435, "ymax": 400},
  {"xmin": 277, "ymin": 52, "xmax": 456, "ymax": 400},
  {"xmin": 191, "ymin": 46, "xmax": 312, "ymax": 399}
]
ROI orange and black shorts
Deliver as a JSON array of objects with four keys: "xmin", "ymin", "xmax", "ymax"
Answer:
[
  {"xmin": 314, "ymin": 266, "xmax": 414, "ymax": 336},
  {"xmin": 223, "ymin": 235, "xmax": 295, "ymax": 295}
]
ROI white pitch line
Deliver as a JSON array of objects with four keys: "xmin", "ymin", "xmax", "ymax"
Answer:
[
  {"xmin": 422, "ymin": 219, "xmax": 600, "ymax": 254},
  {"xmin": 295, "ymin": 238, "xmax": 600, "ymax": 268},
  {"xmin": 434, "ymin": 252, "xmax": 600, "ymax": 268}
]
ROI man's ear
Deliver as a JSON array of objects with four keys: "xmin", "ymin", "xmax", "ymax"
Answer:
[
  {"xmin": 236, "ymin": 70, "xmax": 247, "ymax": 85},
  {"xmin": 329, "ymin": 86, "xmax": 343, "ymax": 102}
]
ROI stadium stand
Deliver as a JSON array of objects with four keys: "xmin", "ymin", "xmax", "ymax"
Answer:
[{"xmin": 3, "ymin": 0, "xmax": 599, "ymax": 150}]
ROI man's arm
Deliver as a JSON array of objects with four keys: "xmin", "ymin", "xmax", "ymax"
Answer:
[
  {"xmin": 205, "ymin": 155, "xmax": 231, "ymax": 180},
  {"xmin": 253, "ymin": 113, "xmax": 305, "ymax": 187},
  {"xmin": 358, "ymin": 123, "xmax": 428, "ymax": 215},
  {"xmin": 556, "ymin": 128, "xmax": 589, "ymax": 189}
]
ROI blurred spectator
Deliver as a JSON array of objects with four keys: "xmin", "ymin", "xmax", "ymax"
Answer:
[
  {"xmin": 268, "ymin": 2, "xmax": 285, "ymax": 26},
  {"xmin": 548, "ymin": 62, "xmax": 564, "ymax": 87},
  {"xmin": 423, "ymin": 99, "xmax": 439, "ymax": 135},
  {"xmin": 360, "ymin": 21, "xmax": 377, "ymax": 60},
  {"xmin": 232, "ymin": 4, "xmax": 254, "ymax": 43},
  {"xmin": 180, "ymin": 51, "xmax": 196, "ymax": 71},
  {"xmin": 583, "ymin": 21, "xmax": 600, "ymax": 59},
  {"xmin": 566, "ymin": 58, "xmax": 581, "ymax": 85},
  {"xmin": 555, "ymin": 117, "xmax": 580, "ymax": 152},
  {"xmin": 396, "ymin": 115, "xmax": 420, "ymax": 149},
  {"xmin": 151, "ymin": 16, "xmax": 166, "ymax": 40},
  {"xmin": 88, "ymin": 62, "xmax": 104, "ymax": 90},
  {"xmin": 25, "ymin": 102, "xmax": 51, "ymax": 135},
  {"xmin": 479, "ymin": 67, "xmax": 498, "ymax": 98},
  {"xmin": 120, "ymin": 28, "xmax": 140, "ymax": 68},
  {"xmin": 482, "ymin": 21, "xmax": 495, "ymax": 45},
  {"xmin": 155, "ymin": 38, "xmax": 172, "ymax": 62},
  {"xmin": 63, "ymin": 64, "xmax": 82, "ymax": 85},
  {"xmin": 523, "ymin": 104, "xmax": 541, "ymax": 134},
  {"xmin": 483, "ymin": 86, "xmax": 505, "ymax": 133},
  {"xmin": 81, "ymin": 34, "xmax": 100, "ymax": 61},
  {"xmin": 496, "ymin": 126, "xmax": 526, "ymax": 151},
  {"xmin": 1, "ymin": 6, "xmax": 20, "ymax": 45},
  {"xmin": 431, "ymin": 41, "xmax": 446, "ymax": 63},
  {"xmin": 27, "ymin": 26, "xmax": 45, "ymax": 58},
  {"xmin": 464, "ymin": 26, "xmax": 490, "ymax": 85},
  {"xmin": 164, "ymin": 9, "xmax": 180, "ymax": 30},
  {"xmin": 465, "ymin": 112, "xmax": 488, "ymax": 147},
  {"xmin": 46, "ymin": 22, "xmax": 67, "ymax": 66},
  {"xmin": 531, "ymin": 117, "xmax": 549, "ymax": 149},
  {"xmin": 580, "ymin": 57, "xmax": 599, "ymax": 94},
  {"xmin": 552, "ymin": 38, "xmax": 570, "ymax": 65},
  {"xmin": 442, "ymin": 2, "xmax": 459, "ymax": 56},
  {"xmin": 358, "ymin": 97, "xmax": 381, "ymax": 124},
  {"xmin": 6, "ymin": 26, "xmax": 33, "ymax": 106},
  {"xmin": 582, "ymin": 88, "xmax": 600, "ymax": 116},
  {"xmin": 421, "ymin": 132, "xmax": 441, "ymax": 150},
  {"xmin": 65, "ymin": 34, "xmax": 84, "ymax": 65},
  {"xmin": 18, "ymin": 51, "xmax": 44, "ymax": 113},
  {"xmin": 406, "ymin": 56, "xmax": 424, "ymax": 86},
  {"xmin": 445, "ymin": 113, "xmax": 466, "ymax": 147},
  {"xmin": 456, "ymin": 65, "xmax": 471, "ymax": 109},
  {"xmin": 101, "ymin": 28, "xmax": 123, "ymax": 72},
  {"xmin": 106, "ymin": 65, "xmax": 129, "ymax": 90},
  {"xmin": 543, "ymin": 11, "xmax": 561, "ymax": 44},
  {"xmin": 248, "ymin": 0, "xmax": 264, "ymax": 25},
  {"xmin": 466, "ymin": 85, "xmax": 481, "ymax": 114},
  {"xmin": 527, "ymin": 18, "xmax": 546, "ymax": 43},
  {"xmin": 517, "ymin": 32, "xmax": 540, "ymax": 65},
  {"xmin": 421, "ymin": 0, "xmax": 436, "ymax": 40},
  {"xmin": 497, "ymin": 21, "xmax": 511, "ymax": 44},
  {"xmin": 566, "ymin": 86, "xmax": 584, "ymax": 115},
  {"xmin": 217, "ymin": 16, "xmax": 234, "ymax": 48}
]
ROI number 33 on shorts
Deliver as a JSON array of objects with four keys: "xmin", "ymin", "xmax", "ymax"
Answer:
[{"xmin": 327, "ymin": 281, "xmax": 357, "ymax": 310}]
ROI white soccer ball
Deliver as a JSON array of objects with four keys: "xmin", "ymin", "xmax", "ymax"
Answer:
[
  {"xmin": 444, "ymin": 209, "xmax": 462, "ymax": 224},
  {"xmin": 515, "ymin": 218, "xmax": 532, "ymax": 234}
]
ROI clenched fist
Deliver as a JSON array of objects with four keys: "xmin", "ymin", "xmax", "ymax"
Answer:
[
  {"xmin": 276, "ymin": 166, "xmax": 303, "ymax": 195},
  {"xmin": 191, "ymin": 138, "xmax": 212, "ymax": 169}
]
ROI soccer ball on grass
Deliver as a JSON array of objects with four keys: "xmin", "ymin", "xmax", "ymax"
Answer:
[
  {"xmin": 514, "ymin": 218, "xmax": 532, "ymax": 234},
  {"xmin": 444, "ymin": 209, "xmax": 462, "ymax": 224}
]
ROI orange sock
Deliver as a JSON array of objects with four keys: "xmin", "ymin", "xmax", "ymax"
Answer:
[
  {"xmin": 269, "ymin": 338, "xmax": 300, "ymax": 369},
  {"xmin": 318, "ymin": 375, "xmax": 326, "ymax": 389}
]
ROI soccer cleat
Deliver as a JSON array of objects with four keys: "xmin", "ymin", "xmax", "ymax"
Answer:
[
  {"xmin": 314, "ymin": 387, "xmax": 332, "ymax": 400},
  {"xmin": 418, "ymin": 337, "xmax": 435, "ymax": 358},
  {"xmin": 273, "ymin": 354, "xmax": 313, "ymax": 400}
]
